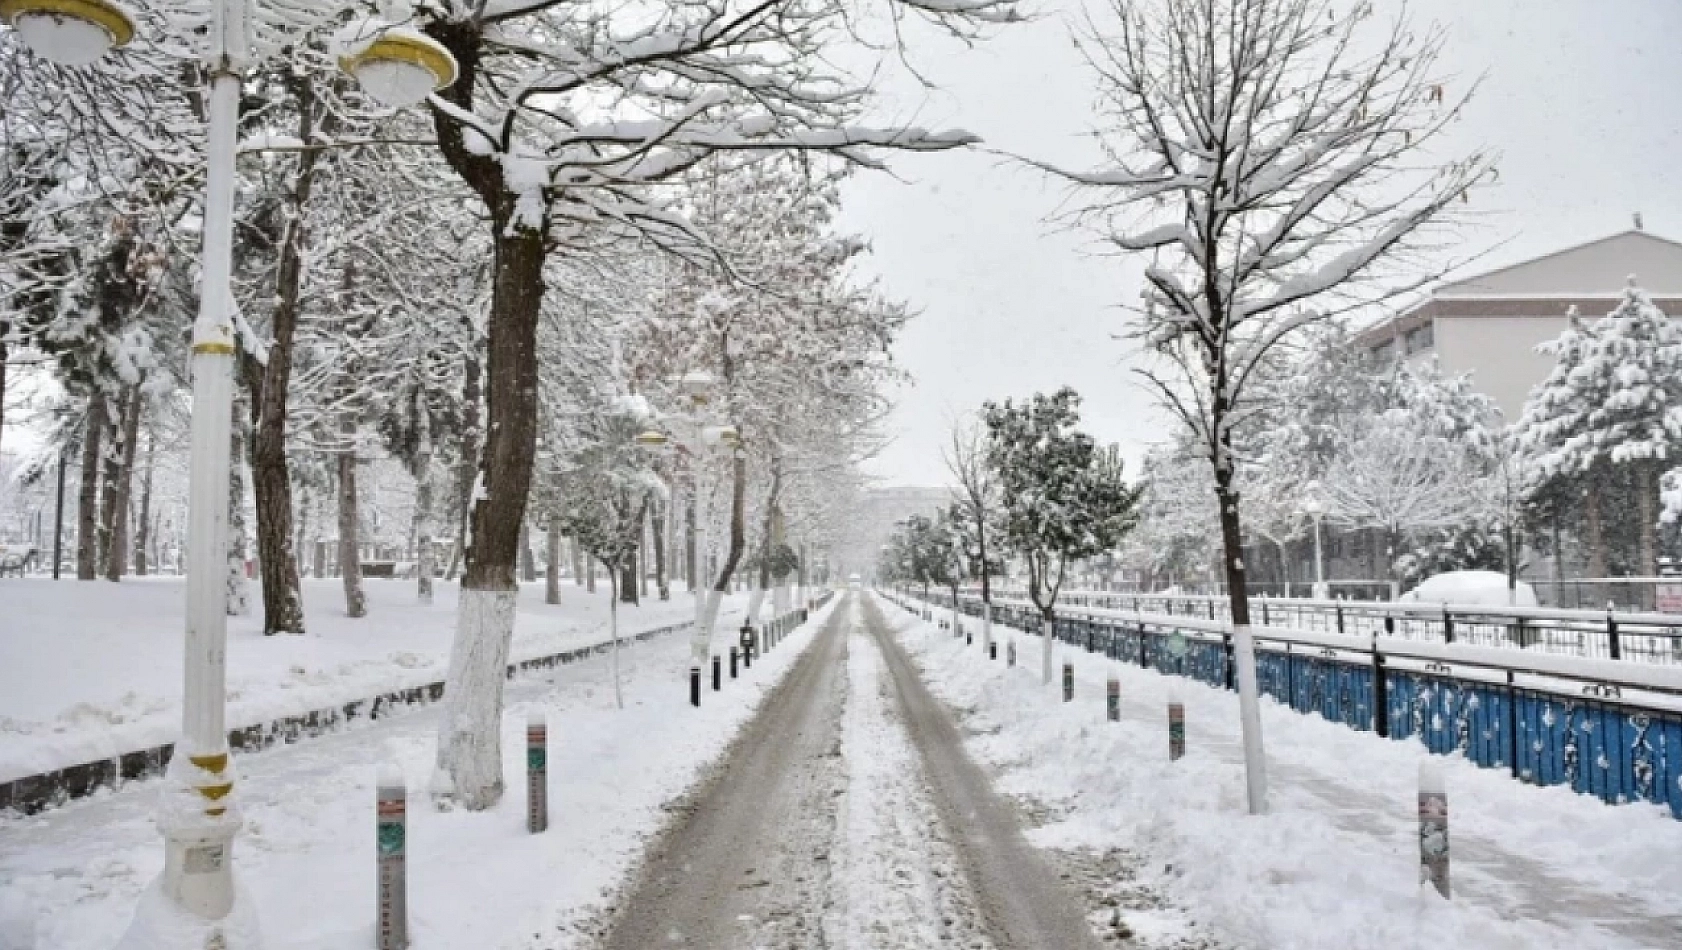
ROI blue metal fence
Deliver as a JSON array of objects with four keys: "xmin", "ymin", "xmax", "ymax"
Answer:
[{"xmin": 905, "ymin": 590, "xmax": 1682, "ymax": 820}]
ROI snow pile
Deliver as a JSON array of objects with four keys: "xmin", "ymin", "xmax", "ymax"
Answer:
[
  {"xmin": 882, "ymin": 596, "xmax": 1682, "ymax": 950},
  {"xmin": 1398, "ymin": 570, "xmax": 1539, "ymax": 608},
  {"xmin": 0, "ymin": 578, "xmax": 715, "ymax": 784}
]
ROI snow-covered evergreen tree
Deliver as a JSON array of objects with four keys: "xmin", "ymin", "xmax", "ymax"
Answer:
[
  {"xmin": 982, "ymin": 388, "xmax": 1141, "ymax": 683},
  {"xmin": 1516, "ymin": 283, "xmax": 1682, "ymax": 576}
]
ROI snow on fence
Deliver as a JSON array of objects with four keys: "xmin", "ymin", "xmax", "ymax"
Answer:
[
  {"xmin": 0, "ymin": 619, "xmax": 697, "ymax": 816},
  {"xmin": 1047, "ymin": 590, "xmax": 1682, "ymax": 665},
  {"xmin": 901, "ymin": 589, "xmax": 1682, "ymax": 820}
]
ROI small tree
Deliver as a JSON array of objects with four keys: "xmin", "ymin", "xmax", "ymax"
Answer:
[
  {"xmin": 982, "ymin": 388, "xmax": 1141, "ymax": 683},
  {"xmin": 945, "ymin": 416, "xmax": 1001, "ymax": 649}
]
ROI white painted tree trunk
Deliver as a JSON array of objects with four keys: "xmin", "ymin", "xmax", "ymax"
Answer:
[
  {"xmin": 773, "ymin": 583, "xmax": 790, "ymax": 617},
  {"xmin": 693, "ymin": 589, "xmax": 724, "ymax": 670},
  {"xmin": 609, "ymin": 572, "xmax": 623, "ymax": 710},
  {"xmin": 432, "ymin": 588, "xmax": 517, "ymax": 810},
  {"xmin": 1232, "ymin": 623, "xmax": 1269, "ymax": 814},
  {"xmin": 746, "ymin": 587, "xmax": 766, "ymax": 626},
  {"xmin": 1041, "ymin": 615, "xmax": 1054, "ymax": 685}
]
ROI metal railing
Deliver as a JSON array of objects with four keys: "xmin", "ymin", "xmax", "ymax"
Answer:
[
  {"xmin": 894, "ymin": 587, "xmax": 1682, "ymax": 821},
  {"xmin": 971, "ymin": 588, "xmax": 1682, "ymax": 666}
]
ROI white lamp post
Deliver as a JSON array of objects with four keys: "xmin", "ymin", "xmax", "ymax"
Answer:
[
  {"xmin": 1301, "ymin": 482, "xmax": 1327, "ymax": 600},
  {"xmin": 3, "ymin": 1, "xmax": 455, "ymax": 946}
]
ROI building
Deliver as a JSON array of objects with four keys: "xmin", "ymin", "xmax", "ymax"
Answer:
[
  {"xmin": 1360, "ymin": 229, "xmax": 1682, "ymax": 421},
  {"xmin": 830, "ymin": 485, "xmax": 952, "ymax": 580}
]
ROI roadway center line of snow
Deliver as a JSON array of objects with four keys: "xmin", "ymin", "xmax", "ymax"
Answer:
[{"xmin": 825, "ymin": 597, "xmax": 993, "ymax": 948}]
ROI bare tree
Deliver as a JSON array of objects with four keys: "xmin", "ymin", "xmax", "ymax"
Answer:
[
  {"xmin": 944, "ymin": 416, "xmax": 999, "ymax": 652},
  {"xmin": 1043, "ymin": 0, "xmax": 1492, "ymax": 813}
]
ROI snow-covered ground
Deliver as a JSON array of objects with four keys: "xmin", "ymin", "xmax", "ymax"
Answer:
[
  {"xmin": 0, "ymin": 577, "xmax": 727, "ymax": 784},
  {"xmin": 883, "ymin": 596, "xmax": 1682, "ymax": 950},
  {"xmin": 0, "ymin": 593, "xmax": 837, "ymax": 950}
]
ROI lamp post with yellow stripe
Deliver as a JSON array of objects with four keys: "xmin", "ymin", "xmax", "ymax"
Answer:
[{"xmin": 2, "ymin": 1, "xmax": 456, "ymax": 946}]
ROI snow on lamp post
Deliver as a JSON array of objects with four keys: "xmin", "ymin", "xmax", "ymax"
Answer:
[
  {"xmin": 1301, "ymin": 483, "xmax": 1328, "ymax": 601},
  {"xmin": 4, "ymin": 2, "xmax": 455, "ymax": 946}
]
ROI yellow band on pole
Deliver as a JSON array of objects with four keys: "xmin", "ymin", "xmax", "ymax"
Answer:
[
  {"xmin": 190, "ymin": 752, "xmax": 229, "ymax": 772},
  {"xmin": 198, "ymin": 782, "xmax": 235, "ymax": 801},
  {"xmin": 0, "ymin": 0, "xmax": 135, "ymax": 45},
  {"xmin": 191, "ymin": 342, "xmax": 236, "ymax": 356}
]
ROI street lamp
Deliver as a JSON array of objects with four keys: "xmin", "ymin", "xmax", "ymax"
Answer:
[
  {"xmin": 1300, "ymin": 482, "xmax": 1328, "ymax": 600},
  {"xmin": 0, "ymin": 0, "xmax": 134, "ymax": 65},
  {"xmin": 3, "ymin": 2, "xmax": 455, "ymax": 946}
]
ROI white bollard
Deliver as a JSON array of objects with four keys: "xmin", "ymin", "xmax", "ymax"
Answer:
[
  {"xmin": 376, "ymin": 764, "xmax": 407, "ymax": 950},
  {"xmin": 528, "ymin": 712, "xmax": 548, "ymax": 834},
  {"xmin": 1419, "ymin": 760, "xmax": 1450, "ymax": 899}
]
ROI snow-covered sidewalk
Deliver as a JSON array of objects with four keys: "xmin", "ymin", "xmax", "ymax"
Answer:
[
  {"xmin": 0, "ymin": 593, "xmax": 839, "ymax": 950},
  {"xmin": 0, "ymin": 577, "xmax": 718, "ymax": 783},
  {"xmin": 882, "ymin": 596, "xmax": 1682, "ymax": 950}
]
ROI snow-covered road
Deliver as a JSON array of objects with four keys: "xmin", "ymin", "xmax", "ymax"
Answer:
[{"xmin": 596, "ymin": 592, "xmax": 1117, "ymax": 949}]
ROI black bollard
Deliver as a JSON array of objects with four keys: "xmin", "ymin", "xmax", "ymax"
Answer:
[
  {"xmin": 990, "ymin": 642, "xmax": 998, "ymax": 661},
  {"xmin": 713, "ymin": 655, "xmax": 722, "ymax": 691},
  {"xmin": 730, "ymin": 646, "xmax": 739, "ymax": 679},
  {"xmin": 691, "ymin": 667, "xmax": 700, "ymax": 707}
]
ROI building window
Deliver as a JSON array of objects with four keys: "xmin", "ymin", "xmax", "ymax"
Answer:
[{"xmin": 1372, "ymin": 339, "xmax": 1396, "ymax": 361}]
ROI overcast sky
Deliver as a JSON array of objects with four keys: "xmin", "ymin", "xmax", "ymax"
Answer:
[{"xmin": 838, "ymin": 0, "xmax": 1682, "ymax": 488}]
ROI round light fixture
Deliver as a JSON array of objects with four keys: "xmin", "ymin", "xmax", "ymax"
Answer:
[
  {"xmin": 336, "ymin": 22, "xmax": 456, "ymax": 109},
  {"xmin": 1, "ymin": 0, "xmax": 136, "ymax": 66}
]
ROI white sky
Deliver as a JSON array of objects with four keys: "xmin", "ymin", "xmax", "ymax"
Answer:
[{"xmin": 838, "ymin": 0, "xmax": 1682, "ymax": 487}]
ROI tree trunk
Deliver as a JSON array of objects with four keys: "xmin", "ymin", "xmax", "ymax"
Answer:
[
  {"xmin": 620, "ymin": 549, "xmax": 638, "ymax": 604},
  {"xmin": 76, "ymin": 392, "xmax": 107, "ymax": 580},
  {"xmin": 1213, "ymin": 444, "xmax": 1267, "ymax": 815},
  {"xmin": 1638, "ymin": 462, "xmax": 1657, "ymax": 577},
  {"xmin": 686, "ymin": 492, "xmax": 698, "ymax": 592},
  {"xmin": 227, "ymin": 402, "xmax": 252, "ymax": 616},
  {"xmin": 96, "ymin": 390, "xmax": 124, "ymax": 574},
  {"xmin": 545, "ymin": 510, "xmax": 562, "ymax": 604},
  {"xmin": 572, "ymin": 535, "xmax": 585, "ymax": 587},
  {"xmin": 519, "ymin": 519, "xmax": 536, "ymax": 583},
  {"xmin": 103, "ymin": 384, "xmax": 142, "ymax": 580},
  {"xmin": 414, "ymin": 397, "xmax": 436, "ymax": 605},
  {"xmin": 446, "ymin": 347, "xmax": 481, "ymax": 582},
  {"xmin": 338, "ymin": 436, "xmax": 366, "ymax": 618},
  {"xmin": 432, "ymin": 221, "xmax": 544, "ymax": 811},
  {"xmin": 692, "ymin": 450, "xmax": 746, "ymax": 671},
  {"xmin": 1584, "ymin": 484, "xmax": 1607, "ymax": 579},
  {"xmin": 244, "ymin": 76, "xmax": 321, "ymax": 635},
  {"xmin": 652, "ymin": 495, "xmax": 668, "ymax": 600},
  {"xmin": 134, "ymin": 430, "xmax": 155, "ymax": 576}
]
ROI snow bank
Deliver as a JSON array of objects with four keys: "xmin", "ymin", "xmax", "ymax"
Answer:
[
  {"xmin": 1400, "ymin": 571, "xmax": 1539, "ymax": 608},
  {"xmin": 881, "ymin": 595, "xmax": 1682, "ymax": 950},
  {"xmin": 0, "ymin": 578, "xmax": 713, "ymax": 785}
]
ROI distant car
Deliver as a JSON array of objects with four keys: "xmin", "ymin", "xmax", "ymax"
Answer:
[
  {"xmin": 847, "ymin": 572, "xmax": 861, "ymax": 590},
  {"xmin": 1399, "ymin": 570, "xmax": 1538, "ymax": 608}
]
